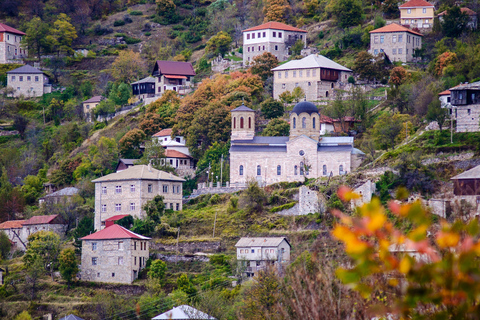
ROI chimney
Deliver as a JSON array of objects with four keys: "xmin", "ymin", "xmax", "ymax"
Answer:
[{"xmin": 148, "ymin": 162, "xmax": 152, "ymax": 172}]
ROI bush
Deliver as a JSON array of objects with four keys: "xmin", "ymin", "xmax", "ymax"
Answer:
[
  {"xmin": 270, "ymin": 202, "xmax": 297, "ymax": 213},
  {"xmin": 145, "ymin": 32, "xmax": 151, "ymax": 36},
  {"xmin": 124, "ymin": 36, "xmax": 142, "ymax": 44},
  {"xmin": 129, "ymin": 10, "xmax": 143, "ymax": 15},
  {"xmin": 94, "ymin": 24, "xmax": 113, "ymax": 35},
  {"xmin": 124, "ymin": 15, "xmax": 133, "ymax": 24},
  {"xmin": 114, "ymin": 20, "xmax": 125, "ymax": 27}
]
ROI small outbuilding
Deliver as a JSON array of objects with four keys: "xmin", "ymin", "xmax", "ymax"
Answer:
[
  {"xmin": 152, "ymin": 305, "xmax": 216, "ymax": 320},
  {"xmin": 58, "ymin": 315, "xmax": 85, "ymax": 320}
]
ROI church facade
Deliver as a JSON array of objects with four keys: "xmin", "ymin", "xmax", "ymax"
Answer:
[{"xmin": 229, "ymin": 101, "xmax": 363, "ymax": 186}]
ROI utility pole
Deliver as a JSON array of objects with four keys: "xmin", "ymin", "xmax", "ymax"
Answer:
[
  {"xmin": 450, "ymin": 104, "xmax": 454, "ymax": 144},
  {"xmin": 213, "ymin": 210, "xmax": 218, "ymax": 238},
  {"xmin": 176, "ymin": 227, "xmax": 180, "ymax": 266},
  {"xmin": 220, "ymin": 154, "xmax": 224, "ymax": 187}
]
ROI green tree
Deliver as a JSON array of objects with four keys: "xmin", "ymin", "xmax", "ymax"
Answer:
[
  {"xmin": 143, "ymin": 195, "xmax": 165, "ymax": 223},
  {"xmin": 177, "ymin": 273, "xmax": 198, "ymax": 301},
  {"xmin": 331, "ymin": 0, "xmax": 363, "ymax": 28},
  {"xmin": 196, "ymin": 141, "xmax": 230, "ymax": 183},
  {"xmin": 426, "ymin": 99, "xmax": 449, "ymax": 131},
  {"xmin": 353, "ymin": 51, "xmax": 377, "ymax": 82},
  {"xmin": 260, "ymin": 98, "xmax": 284, "ymax": 119},
  {"xmin": 239, "ymin": 180, "xmax": 267, "ymax": 216},
  {"xmin": 371, "ymin": 112, "xmax": 410, "ymax": 150},
  {"xmin": 109, "ymin": 83, "xmax": 132, "ymax": 107},
  {"xmin": 119, "ymin": 128, "xmax": 146, "ymax": 158},
  {"xmin": 261, "ymin": 118, "xmax": 289, "ymax": 136},
  {"xmin": 249, "ymin": 52, "xmax": 279, "ymax": 81},
  {"xmin": 111, "ymin": 50, "xmax": 148, "ymax": 83},
  {"xmin": 292, "ymin": 86, "xmax": 305, "ymax": 102},
  {"xmin": 279, "ymin": 90, "xmax": 294, "ymax": 107},
  {"xmin": 0, "ymin": 231, "xmax": 11, "ymax": 260},
  {"xmin": 73, "ymin": 216, "xmax": 94, "ymax": 252},
  {"xmin": 14, "ymin": 311, "xmax": 33, "ymax": 320},
  {"xmin": 24, "ymin": 231, "xmax": 60, "ymax": 281},
  {"xmin": 382, "ymin": 0, "xmax": 400, "ymax": 18},
  {"xmin": 148, "ymin": 259, "xmax": 167, "ymax": 284},
  {"xmin": 58, "ymin": 248, "xmax": 78, "ymax": 287},
  {"xmin": 206, "ymin": 31, "xmax": 232, "ymax": 58},
  {"xmin": 47, "ymin": 13, "xmax": 78, "ymax": 56},
  {"xmin": 93, "ymin": 100, "xmax": 116, "ymax": 119},
  {"xmin": 442, "ymin": 6, "xmax": 469, "ymax": 37},
  {"xmin": 138, "ymin": 140, "xmax": 167, "ymax": 171},
  {"xmin": 23, "ymin": 17, "xmax": 50, "ymax": 60},
  {"xmin": 291, "ymin": 39, "xmax": 304, "ymax": 56},
  {"xmin": 156, "ymin": 0, "xmax": 178, "ymax": 23},
  {"xmin": 21, "ymin": 175, "xmax": 44, "ymax": 205}
]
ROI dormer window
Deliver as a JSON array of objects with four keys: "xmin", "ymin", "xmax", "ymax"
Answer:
[
  {"xmin": 423, "ymin": 8, "xmax": 426, "ymax": 13},
  {"xmin": 407, "ymin": 9, "xmax": 411, "ymax": 14}
]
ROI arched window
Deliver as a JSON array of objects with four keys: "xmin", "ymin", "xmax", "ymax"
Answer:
[
  {"xmin": 240, "ymin": 117, "xmax": 244, "ymax": 128},
  {"xmin": 323, "ymin": 165, "xmax": 327, "ymax": 175},
  {"xmin": 302, "ymin": 117, "xmax": 306, "ymax": 128},
  {"xmin": 239, "ymin": 165, "xmax": 244, "ymax": 176},
  {"xmin": 293, "ymin": 117, "xmax": 296, "ymax": 129},
  {"xmin": 331, "ymin": 83, "xmax": 334, "ymax": 89},
  {"xmin": 300, "ymin": 162, "xmax": 304, "ymax": 175},
  {"xmin": 325, "ymin": 91, "xmax": 329, "ymax": 97},
  {"xmin": 313, "ymin": 117, "xmax": 316, "ymax": 129},
  {"xmin": 339, "ymin": 165, "xmax": 344, "ymax": 175},
  {"xmin": 233, "ymin": 117, "xmax": 236, "ymax": 129},
  {"xmin": 277, "ymin": 165, "xmax": 281, "ymax": 175},
  {"xmin": 248, "ymin": 117, "xmax": 251, "ymax": 129},
  {"xmin": 257, "ymin": 165, "xmax": 261, "ymax": 176},
  {"xmin": 294, "ymin": 165, "xmax": 298, "ymax": 175}
]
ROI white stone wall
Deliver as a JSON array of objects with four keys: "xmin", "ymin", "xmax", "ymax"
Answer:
[
  {"xmin": 369, "ymin": 31, "xmax": 422, "ymax": 63},
  {"xmin": 8, "ymin": 73, "xmax": 48, "ymax": 97},
  {"xmin": 456, "ymin": 105, "xmax": 480, "ymax": 132},
  {"xmin": 297, "ymin": 186, "xmax": 320, "ymax": 215},
  {"xmin": 94, "ymin": 179, "xmax": 183, "ymax": 231},
  {"xmin": 81, "ymin": 238, "xmax": 149, "ymax": 284},
  {"xmin": 2, "ymin": 223, "xmax": 66, "ymax": 250}
]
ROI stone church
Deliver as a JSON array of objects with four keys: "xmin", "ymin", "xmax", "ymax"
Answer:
[{"xmin": 229, "ymin": 101, "xmax": 364, "ymax": 186}]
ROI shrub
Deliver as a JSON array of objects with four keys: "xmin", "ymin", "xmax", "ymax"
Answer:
[
  {"xmin": 270, "ymin": 202, "xmax": 297, "ymax": 213},
  {"xmin": 145, "ymin": 32, "xmax": 151, "ymax": 36},
  {"xmin": 124, "ymin": 36, "xmax": 142, "ymax": 44},
  {"xmin": 129, "ymin": 10, "xmax": 143, "ymax": 15},
  {"xmin": 123, "ymin": 15, "xmax": 133, "ymax": 24},
  {"xmin": 114, "ymin": 20, "xmax": 125, "ymax": 27}
]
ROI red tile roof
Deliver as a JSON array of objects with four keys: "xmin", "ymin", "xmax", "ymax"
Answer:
[
  {"xmin": 438, "ymin": 7, "xmax": 476, "ymax": 16},
  {"xmin": 438, "ymin": 89, "xmax": 451, "ymax": 96},
  {"xmin": 23, "ymin": 215, "xmax": 62, "ymax": 225},
  {"xmin": 105, "ymin": 215, "xmax": 130, "ymax": 221},
  {"xmin": 369, "ymin": 23, "xmax": 423, "ymax": 36},
  {"xmin": 153, "ymin": 128, "xmax": 173, "ymax": 137},
  {"xmin": 0, "ymin": 23, "xmax": 25, "ymax": 35},
  {"xmin": 165, "ymin": 149, "xmax": 191, "ymax": 159},
  {"xmin": 399, "ymin": 0, "xmax": 434, "ymax": 8},
  {"xmin": 319, "ymin": 115, "xmax": 334, "ymax": 124},
  {"xmin": 243, "ymin": 21, "xmax": 307, "ymax": 33},
  {"xmin": 0, "ymin": 220, "xmax": 26, "ymax": 229},
  {"xmin": 153, "ymin": 61, "xmax": 195, "ymax": 77},
  {"xmin": 80, "ymin": 224, "xmax": 150, "ymax": 240}
]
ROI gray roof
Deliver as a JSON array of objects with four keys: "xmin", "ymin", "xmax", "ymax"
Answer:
[
  {"xmin": 450, "ymin": 81, "xmax": 480, "ymax": 91},
  {"xmin": 231, "ymin": 104, "xmax": 254, "ymax": 112},
  {"xmin": 153, "ymin": 305, "xmax": 215, "ymax": 320},
  {"xmin": 235, "ymin": 237, "xmax": 290, "ymax": 247},
  {"xmin": 92, "ymin": 165, "xmax": 185, "ymax": 183},
  {"xmin": 230, "ymin": 136, "xmax": 289, "ymax": 152},
  {"xmin": 234, "ymin": 136, "xmax": 289, "ymax": 144},
  {"xmin": 44, "ymin": 187, "xmax": 79, "ymax": 198},
  {"xmin": 319, "ymin": 136, "xmax": 354, "ymax": 146},
  {"xmin": 131, "ymin": 76, "xmax": 156, "ymax": 84},
  {"xmin": 352, "ymin": 148, "xmax": 365, "ymax": 155},
  {"xmin": 58, "ymin": 315, "xmax": 85, "ymax": 320},
  {"xmin": 7, "ymin": 64, "xmax": 45, "ymax": 74},
  {"xmin": 119, "ymin": 159, "xmax": 137, "ymax": 165},
  {"xmin": 230, "ymin": 145, "xmax": 287, "ymax": 152},
  {"xmin": 317, "ymin": 145, "xmax": 352, "ymax": 152},
  {"xmin": 451, "ymin": 165, "xmax": 480, "ymax": 180},
  {"xmin": 271, "ymin": 54, "xmax": 352, "ymax": 72},
  {"xmin": 83, "ymin": 96, "xmax": 103, "ymax": 103}
]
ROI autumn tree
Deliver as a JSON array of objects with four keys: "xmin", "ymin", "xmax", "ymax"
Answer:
[
  {"xmin": 442, "ymin": 6, "xmax": 469, "ymax": 37},
  {"xmin": 111, "ymin": 50, "xmax": 148, "ymax": 83},
  {"xmin": 119, "ymin": 128, "xmax": 146, "ymax": 158},
  {"xmin": 261, "ymin": 118, "xmax": 289, "ymax": 136},
  {"xmin": 331, "ymin": 0, "xmax": 363, "ymax": 28},
  {"xmin": 434, "ymin": 51, "xmax": 458, "ymax": 76},
  {"xmin": 47, "ymin": 13, "xmax": 78, "ymax": 56},
  {"xmin": 260, "ymin": 98, "xmax": 284, "ymax": 119},
  {"xmin": 206, "ymin": 31, "xmax": 232, "ymax": 58},
  {"xmin": 156, "ymin": 0, "xmax": 177, "ymax": 23},
  {"xmin": 249, "ymin": 52, "xmax": 279, "ymax": 81},
  {"xmin": 263, "ymin": 0, "xmax": 291, "ymax": 23},
  {"xmin": 389, "ymin": 66, "xmax": 407, "ymax": 87},
  {"xmin": 59, "ymin": 248, "xmax": 78, "ymax": 288}
]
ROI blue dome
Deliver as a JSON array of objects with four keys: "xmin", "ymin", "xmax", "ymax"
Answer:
[{"xmin": 291, "ymin": 101, "xmax": 318, "ymax": 115}]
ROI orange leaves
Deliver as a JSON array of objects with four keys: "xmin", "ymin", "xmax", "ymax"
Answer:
[{"xmin": 437, "ymin": 231, "xmax": 460, "ymax": 248}]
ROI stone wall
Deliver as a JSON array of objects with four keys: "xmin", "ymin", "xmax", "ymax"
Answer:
[
  {"xmin": 8, "ymin": 73, "xmax": 47, "ymax": 97},
  {"xmin": 369, "ymin": 30, "xmax": 422, "ymax": 63},
  {"xmin": 0, "ymin": 32, "xmax": 27, "ymax": 64},
  {"xmin": 152, "ymin": 240, "xmax": 222, "ymax": 253},
  {"xmin": 277, "ymin": 186, "xmax": 325, "ymax": 215},
  {"xmin": 351, "ymin": 180, "xmax": 376, "ymax": 207},
  {"xmin": 80, "ymin": 238, "xmax": 149, "ymax": 284},
  {"xmin": 456, "ymin": 105, "xmax": 480, "ymax": 132}
]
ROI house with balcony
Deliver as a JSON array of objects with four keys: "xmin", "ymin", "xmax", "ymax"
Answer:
[
  {"xmin": 0, "ymin": 23, "xmax": 27, "ymax": 64},
  {"xmin": 400, "ymin": 0, "xmax": 435, "ymax": 30},
  {"xmin": 7, "ymin": 65, "xmax": 51, "ymax": 98},
  {"xmin": 131, "ymin": 76, "xmax": 156, "ymax": 100},
  {"xmin": 152, "ymin": 60, "xmax": 195, "ymax": 96},
  {"xmin": 242, "ymin": 21, "xmax": 307, "ymax": 65},
  {"xmin": 236, "ymin": 237, "xmax": 291, "ymax": 277},
  {"xmin": 448, "ymin": 81, "xmax": 480, "ymax": 132},
  {"xmin": 152, "ymin": 128, "xmax": 195, "ymax": 176},
  {"xmin": 369, "ymin": 23, "xmax": 423, "ymax": 62}
]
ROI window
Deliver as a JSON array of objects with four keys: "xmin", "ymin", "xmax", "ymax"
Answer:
[
  {"xmin": 407, "ymin": 8, "xmax": 411, "ymax": 13},
  {"xmin": 247, "ymin": 47, "xmax": 250, "ymax": 52},
  {"xmin": 130, "ymin": 184, "xmax": 135, "ymax": 192},
  {"xmin": 275, "ymin": 45, "xmax": 278, "ymax": 50},
  {"xmin": 459, "ymin": 93, "xmax": 463, "ymax": 99},
  {"xmin": 258, "ymin": 32, "xmax": 261, "ymax": 38},
  {"xmin": 251, "ymin": 249, "xmax": 255, "ymax": 253},
  {"xmin": 468, "ymin": 109, "xmax": 471, "ymax": 115},
  {"xmin": 313, "ymin": 117, "xmax": 316, "ymax": 129},
  {"xmin": 285, "ymin": 71, "xmax": 288, "ymax": 78},
  {"xmin": 258, "ymin": 46, "xmax": 261, "ymax": 51},
  {"xmin": 134, "ymin": 257, "xmax": 137, "ymax": 265},
  {"xmin": 293, "ymin": 71, "xmax": 296, "ymax": 77},
  {"xmin": 19, "ymin": 76, "xmax": 23, "ymax": 81},
  {"xmin": 398, "ymin": 48, "xmax": 403, "ymax": 54},
  {"xmin": 278, "ymin": 72, "xmax": 281, "ymax": 79},
  {"xmin": 279, "ymin": 32, "xmax": 282, "ymax": 38},
  {"xmin": 130, "ymin": 202, "xmax": 135, "ymax": 211},
  {"xmin": 92, "ymin": 243, "xmax": 97, "ymax": 250},
  {"xmin": 380, "ymin": 35, "xmax": 384, "ymax": 43},
  {"xmin": 308, "ymin": 82, "xmax": 311, "ymax": 86},
  {"xmin": 273, "ymin": 31, "xmax": 276, "ymax": 37},
  {"xmin": 294, "ymin": 165, "xmax": 298, "ymax": 175},
  {"xmin": 299, "ymin": 70, "xmax": 303, "ymax": 77},
  {"xmin": 252, "ymin": 33, "xmax": 255, "ymax": 39},
  {"xmin": 92, "ymin": 257, "xmax": 98, "ymax": 265},
  {"xmin": 282, "ymin": 83, "xmax": 285, "ymax": 89},
  {"xmin": 392, "ymin": 48, "xmax": 397, "ymax": 55},
  {"xmin": 163, "ymin": 185, "xmax": 168, "ymax": 193},
  {"xmin": 392, "ymin": 35, "xmax": 396, "ymax": 43},
  {"xmin": 248, "ymin": 117, "xmax": 252, "ymax": 129},
  {"xmin": 251, "ymin": 46, "xmax": 254, "ymax": 51},
  {"xmin": 27, "ymin": 76, "xmax": 30, "ymax": 81},
  {"xmin": 374, "ymin": 49, "xmax": 379, "ymax": 55},
  {"xmin": 257, "ymin": 165, "xmax": 261, "ymax": 176},
  {"xmin": 176, "ymin": 203, "xmax": 179, "ymax": 211},
  {"xmin": 293, "ymin": 117, "xmax": 296, "ymax": 128},
  {"xmin": 422, "ymin": 8, "xmax": 426, "ymax": 13},
  {"xmin": 233, "ymin": 116, "xmax": 236, "ymax": 128},
  {"xmin": 112, "ymin": 273, "xmax": 115, "ymax": 277},
  {"xmin": 239, "ymin": 165, "xmax": 244, "ymax": 175},
  {"xmin": 240, "ymin": 117, "xmax": 244, "ymax": 128},
  {"xmin": 263, "ymin": 32, "xmax": 266, "ymax": 37},
  {"xmin": 323, "ymin": 165, "xmax": 327, "ymax": 175},
  {"xmin": 295, "ymin": 83, "xmax": 299, "ymax": 87},
  {"xmin": 339, "ymin": 165, "xmax": 344, "ymax": 174},
  {"xmin": 247, "ymin": 34, "xmax": 250, "ymax": 40},
  {"xmin": 263, "ymin": 45, "xmax": 265, "ymax": 50},
  {"xmin": 300, "ymin": 162, "xmax": 304, "ymax": 175},
  {"xmin": 118, "ymin": 257, "xmax": 124, "ymax": 265},
  {"xmin": 148, "ymin": 184, "xmax": 153, "ymax": 193},
  {"xmin": 97, "ymin": 273, "xmax": 100, "ymax": 277},
  {"xmin": 118, "ymin": 241, "xmax": 124, "ymax": 250},
  {"xmin": 277, "ymin": 165, "xmax": 281, "ymax": 175},
  {"xmin": 312, "ymin": 69, "xmax": 316, "ymax": 77},
  {"xmin": 302, "ymin": 117, "xmax": 306, "ymax": 128},
  {"xmin": 134, "ymin": 242, "xmax": 137, "ymax": 250},
  {"xmin": 101, "ymin": 204, "xmax": 106, "ymax": 212},
  {"xmin": 398, "ymin": 35, "xmax": 403, "ymax": 42},
  {"xmin": 11, "ymin": 76, "xmax": 15, "ymax": 81},
  {"xmin": 374, "ymin": 36, "xmax": 379, "ymax": 44},
  {"xmin": 115, "ymin": 185, "xmax": 122, "ymax": 193},
  {"xmin": 307, "ymin": 70, "xmax": 310, "ymax": 77},
  {"xmin": 425, "ymin": 19, "xmax": 429, "ymax": 24},
  {"xmin": 115, "ymin": 203, "xmax": 121, "ymax": 211}
]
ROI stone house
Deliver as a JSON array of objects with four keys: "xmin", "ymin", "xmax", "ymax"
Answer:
[
  {"xmin": 92, "ymin": 164, "xmax": 185, "ymax": 231},
  {"xmin": 0, "ymin": 23, "xmax": 27, "ymax": 64},
  {"xmin": 0, "ymin": 214, "xmax": 67, "ymax": 250},
  {"xmin": 451, "ymin": 165, "xmax": 480, "ymax": 216},
  {"xmin": 82, "ymin": 96, "xmax": 104, "ymax": 122},
  {"xmin": 438, "ymin": 7, "xmax": 477, "ymax": 29},
  {"xmin": 271, "ymin": 54, "xmax": 352, "ymax": 101},
  {"xmin": 229, "ymin": 102, "xmax": 364, "ymax": 187},
  {"xmin": 131, "ymin": 76, "xmax": 156, "ymax": 100},
  {"xmin": 38, "ymin": 187, "xmax": 79, "ymax": 205},
  {"xmin": 235, "ymin": 237, "xmax": 291, "ymax": 277},
  {"xmin": 399, "ymin": 0, "xmax": 435, "ymax": 30},
  {"xmin": 242, "ymin": 21, "xmax": 307, "ymax": 65},
  {"xmin": 369, "ymin": 23, "xmax": 423, "ymax": 63},
  {"xmin": 448, "ymin": 81, "xmax": 480, "ymax": 132},
  {"xmin": 151, "ymin": 60, "xmax": 195, "ymax": 96},
  {"xmin": 7, "ymin": 65, "xmax": 51, "ymax": 98},
  {"xmin": 80, "ymin": 224, "xmax": 150, "ymax": 284},
  {"xmin": 152, "ymin": 305, "xmax": 216, "ymax": 320}
]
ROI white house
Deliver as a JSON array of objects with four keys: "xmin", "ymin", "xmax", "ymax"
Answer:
[{"xmin": 152, "ymin": 305, "xmax": 216, "ymax": 320}]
